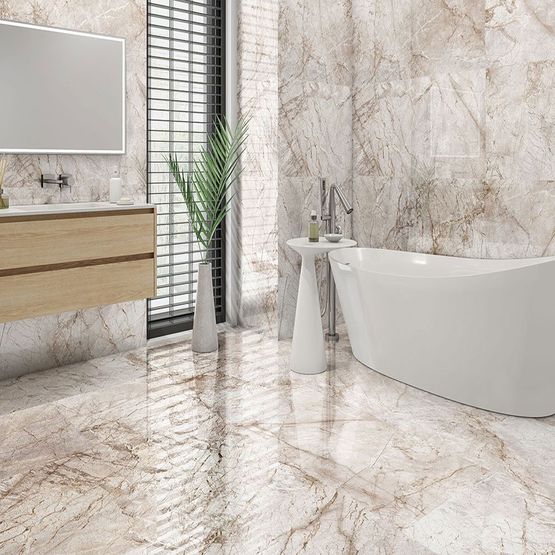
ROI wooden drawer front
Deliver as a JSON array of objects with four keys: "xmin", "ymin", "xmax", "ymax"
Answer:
[
  {"xmin": 0, "ymin": 258, "xmax": 155, "ymax": 323},
  {"xmin": 0, "ymin": 211, "xmax": 155, "ymax": 271}
]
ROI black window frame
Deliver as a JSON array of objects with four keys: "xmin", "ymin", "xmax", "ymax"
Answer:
[{"xmin": 147, "ymin": 0, "xmax": 226, "ymax": 339}]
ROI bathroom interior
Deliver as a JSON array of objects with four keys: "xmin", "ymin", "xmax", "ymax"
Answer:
[{"xmin": 0, "ymin": 0, "xmax": 553, "ymax": 553}]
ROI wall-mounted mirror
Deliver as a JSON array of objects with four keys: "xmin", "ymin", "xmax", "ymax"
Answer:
[{"xmin": 0, "ymin": 21, "xmax": 125, "ymax": 154}]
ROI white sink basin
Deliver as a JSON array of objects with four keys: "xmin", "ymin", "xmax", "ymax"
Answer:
[
  {"xmin": 9, "ymin": 202, "xmax": 105, "ymax": 212},
  {"xmin": 0, "ymin": 201, "xmax": 155, "ymax": 217}
]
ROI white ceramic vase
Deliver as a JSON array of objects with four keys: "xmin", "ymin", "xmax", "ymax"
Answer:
[{"xmin": 192, "ymin": 261, "xmax": 218, "ymax": 353}]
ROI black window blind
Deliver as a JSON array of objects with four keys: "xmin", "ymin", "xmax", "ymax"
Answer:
[{"xmin": 147, "ymin": 0, "xmax": 225, "ymax": 339}]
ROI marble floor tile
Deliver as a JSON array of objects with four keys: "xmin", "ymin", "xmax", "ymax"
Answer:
[
  {"xmin": 0, "ymin": 326, "xmax": 553, "ymax": 554},
  {"xmin": 403, "ymin": 471, "xmax": 555, "ymax": 554}
]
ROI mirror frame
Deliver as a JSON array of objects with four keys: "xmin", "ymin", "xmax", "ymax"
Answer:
[{"xmin": 0, "ymin": 20, "xmax": 126, "ymax": 155}]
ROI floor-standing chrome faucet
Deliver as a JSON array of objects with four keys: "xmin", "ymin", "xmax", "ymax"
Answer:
[{"xmin": 320, "ymin": 178, "xmax": 353, "ymax": 341}]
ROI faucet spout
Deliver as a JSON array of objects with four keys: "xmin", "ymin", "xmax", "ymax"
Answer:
[
  {"xmin": 333, "ymin": 184, "xmax": 353, "ymax": 215},
  {"xmin": 40, "ymin": 173, "xmax": 73, "ymax": 190}
]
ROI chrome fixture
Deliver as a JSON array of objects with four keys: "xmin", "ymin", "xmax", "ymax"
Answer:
[
  {"xmin": 40, "ymin": 173, "xmax": 73, "ymax": 189},
  {"xmin": 320, "ymin": 178, "xmax": 353, "ymax": 342}
]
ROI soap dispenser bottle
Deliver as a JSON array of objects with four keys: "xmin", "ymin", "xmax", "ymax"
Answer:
[
  {"xmin": 109, "ymin": 167, "xmax": 122, "ymax": 204},
  {"xmin": 308, "ymin": 210, "xmax": 319, "ymax": 242}
]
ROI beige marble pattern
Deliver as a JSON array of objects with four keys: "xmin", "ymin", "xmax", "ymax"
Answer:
[
  {"xmin": 486, "ymin": 0, "xmax": 555, "ymax": 66},
  {"xmin": 0, "ymin": 0, "xmax": 147, "ymax": 205},
  {"xmin": 352, "ymin": 176, "xmax": 412, "ymax": 250},
  {"xmin": 486, "ymin": 61, "xmax": 554, "ymax": 183},
  {"xmin": 233, "ymin": 0, "xmax": 280, "ymax": 332},
  {"xmin": 280, "ymin": 81, "xmax": 352, "ymax": 182},
  {"xmin": 0, "ymin": 325, "xmax": 554, "ymax": 553},
  {"xmin": 0, "ymin": 302, "xmax": 146, "ymax": 381},
  {"xmin": 352, "ymin": 0, "xmax": 555, "ymax": 259},
  {"xmin": 280, "ymin": 0, "xmax": 353, "ymax": 86},
  {"xmin": 277, "ymin": 0, "xmax": 354, "ymax": 338},
  {"xmin": 0, "ymin": 0, "xmax": 147, "ymax": 379}
]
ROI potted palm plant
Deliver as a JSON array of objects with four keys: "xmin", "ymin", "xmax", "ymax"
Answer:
[{"xmin": 167, "ymin": 116, "xmax": 248, "ymax": 353}]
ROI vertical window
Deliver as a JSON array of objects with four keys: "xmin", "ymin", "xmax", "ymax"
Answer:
[{"xmin": 147, "ymin": 0, "xmax": 225, "ymax": 338}]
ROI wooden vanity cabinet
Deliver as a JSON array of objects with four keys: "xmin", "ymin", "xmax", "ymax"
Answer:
[{"xmin": 0, "ymin": 208, "xmax": 156, "ymax": 323}]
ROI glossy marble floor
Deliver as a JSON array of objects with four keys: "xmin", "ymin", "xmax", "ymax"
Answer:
[{"xmin": 0, "ymin": 327, "xmax": 554, "ymax": 554}]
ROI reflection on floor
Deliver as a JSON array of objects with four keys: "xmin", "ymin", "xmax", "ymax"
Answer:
[{"xmin": 0, "ymin": 326, "xmax": 554, "ymax": 554}]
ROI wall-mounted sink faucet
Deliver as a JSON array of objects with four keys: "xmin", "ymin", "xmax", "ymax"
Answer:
[
  {"xmin": 40, "ymin": 173, "xmax": 73, "ymax": 190},
  {"xmin": 320, "ymin": 178, "xmax": 354, "ymax": 342}
]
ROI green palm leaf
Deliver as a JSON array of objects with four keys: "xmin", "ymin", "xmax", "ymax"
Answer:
[{"xmin": 166, "ymin": 116, "xmax": 249, "ymax": 260}]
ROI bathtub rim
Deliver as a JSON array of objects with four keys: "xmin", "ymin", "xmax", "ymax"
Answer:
[{"xmin": 329, "ymin": 247, "xmax": 555, "ymax": 280}]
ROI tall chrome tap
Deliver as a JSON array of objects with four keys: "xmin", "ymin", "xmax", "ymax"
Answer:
[{"xmin": 320, "ymin": 178, "xmax": 353, "ymax": 341}]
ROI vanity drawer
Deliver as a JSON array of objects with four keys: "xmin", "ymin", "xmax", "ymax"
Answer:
[
  {"xmin": 0, "ymin": 258, "xmax": 155, "ymax": 323},
  {"xmin": 0, "ymin": 210, "xmax": 155, "ymax": 271}
]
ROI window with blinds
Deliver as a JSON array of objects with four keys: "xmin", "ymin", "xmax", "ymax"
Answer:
[{"xmin": 147, "ymin": 0, "xmax": 225, "ymax": 339}]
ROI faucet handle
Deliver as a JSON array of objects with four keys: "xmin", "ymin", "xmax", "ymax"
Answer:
[
  {"xmin": 40, "ymin": 173, "xmax": 73, "ymax": 189},
  {"xmin": 40, "ymin": 173, "xmax": 56, "ymax": 188},
  {"xmin": 59, "ymin": 174, "xmax": 73, "ymax": 188}
]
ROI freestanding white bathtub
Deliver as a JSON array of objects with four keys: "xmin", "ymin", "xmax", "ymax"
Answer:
[{"xmin": 330, "ymin": 248, "xmax": 555, "ymax": 417}]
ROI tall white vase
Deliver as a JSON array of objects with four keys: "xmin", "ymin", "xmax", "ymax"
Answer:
[{"xmin": 192, "ymin": 261, "xmax": 218, "ymax": 353}]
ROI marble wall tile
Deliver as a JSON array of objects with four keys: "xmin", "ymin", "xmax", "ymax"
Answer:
[
  {"xmin": 486, "ymin": 0, "xmax": 555, "ymax": 66},
  {"xmin": 352, "ymin": 177, "xmax": 412, "ymax": 250},
  {"xmin": 354, "ymin": 70, "xmax": 486, "ymax": 182},
  {"xmin": 427, "ymin": 73, "xmax": 485, "ymax": 161},
  {"xmin": 277, "ymin": 1, "xmax": 354, "ymax": 339},
  {"xmin": 486, "ymin": 61, "xmax": 554, "ymax": 182},
  {"xmin": 353, "ymin": 0, "xmax": 412, "ymax": 86},
  {"xmin": 407, "ymin": 178, "xmax": 493, "ymax": 256},
  {"xmin": 0, "ymin": 302, "xmax": 146, "ymax": 381},
  {"xmin": 412, "ymin": 70, "xmax": 487, "ymax": 180},
  {"xmin": 279, "ymin": 0, "xmax": 353, "ymax": 86},
  {"xmin": 353, "ymin": 79, "xmax": 414, "ymax": 178},
  {"xmin": 280, "ymin": 81, "xmax": 353, "ymax": 183},
  {"xmin": 410, "ymin": 0, "xmax": 485, "ymax": 77},
  {"xmin": 472, "ymin": 179, "xmax": 555, "ymax": 257},
  {"xmin": 0, "ymin": 1, "xmax": 147, "ymax": 379},
  {"xmin": 351, "ymin": 0, "xmax": 554, "ymax": 263},
  {"xmin": 355, "ymin": 0, "xmax": 485, "ymax": 86},
  {"xmin": 235, "ymin": 0, "xmax": 280, "ymax": 331},
  {"xmin": 408, "ymin": 177, "xmax": 555, "ymax": 258}
]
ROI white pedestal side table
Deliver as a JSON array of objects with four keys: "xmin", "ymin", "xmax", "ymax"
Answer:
[{"xmin": 287, "ymin": 238, "xmax": 357, "ymax": 374}]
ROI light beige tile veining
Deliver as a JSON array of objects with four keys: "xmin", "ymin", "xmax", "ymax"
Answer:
[
  {"xmin": 351, "ymin": 0, "xmax": 554, "ymax": 262},
  {"xmin": 1, "ymin": 326, "xmax": 553, "ymax": 553},
  {"xmin": 0, "ymin": 0, "xmax": 147, "ymax": 379}
]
